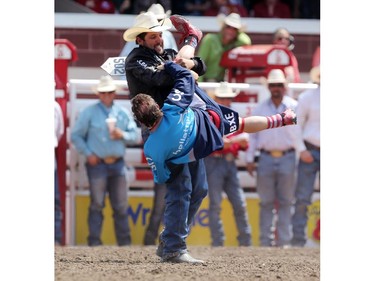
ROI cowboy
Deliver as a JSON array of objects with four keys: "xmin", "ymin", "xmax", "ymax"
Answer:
[
  {"xmin": 70, "ymin": 75, "xmax": 140, "ymax": 247},
  {"xmin": 119, "ymin": 4, "xmax": 178, "ymax": 62},
  {"xmin": 123, "ymin": 12, "xmax": 205, "ymax": 107},
  {"xmin": 123, "ymin": 12, "xmax": 208, "ymax": 264}
]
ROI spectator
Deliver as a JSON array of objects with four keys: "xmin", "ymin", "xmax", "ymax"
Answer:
[
  {"xmin": 205, "ymin": 82, "xmax": 252, "ymax": 247},
  {"xmin": 273, "ymin": 27, "xmax": 301, "ymax": 83},
  {"xmin": 133, "ymin": 0, "xmax": 171, "ymax": 15},
  {"xmin": 197, "ymin": 13, "xmax": 251, "ymax": 82},
  {"xmin": 75, "ymin": 0, "xmax": 116, "ymax": 13},
  {"xmin": 291, "ymin": 66, "xmax": 320, "ymax": 247},
  {"xmin": 70, "ymin": 75, "xmax": 140, "ymax": 246},
  {"xmin": 54, "ymin": 101, "xmax": 64, "ymax": 246},
  {"xmin": 123, "ymin": 12, "xmax": 208, "ymax": 263},
  {"xmin": 252, "ymin": 0, "xmax": 292, "ymax": 18},
  {"xmin": 245, "ymin": 69, "xmax": 298, "ymax": 247},
  {"xmin": 184, "ymin": 0, "xmax": 211, "ymax": 16},
  {"xmin": 204, "ymin": 0, "xmax": 249, "ymax": 17}
]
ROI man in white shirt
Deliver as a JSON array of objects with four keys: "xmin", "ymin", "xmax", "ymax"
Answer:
[
  {"xmin": 291, "ymin": 66, "xmax": 320, "ymax": 247},
  {"xmin": 246, "ymin": 69, "xmax": 298, "ymax": 247}
]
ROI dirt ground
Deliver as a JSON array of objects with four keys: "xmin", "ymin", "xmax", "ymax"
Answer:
[{"xmin": 55, "ymin": 245, "xmax": 319, "ymax": 281}]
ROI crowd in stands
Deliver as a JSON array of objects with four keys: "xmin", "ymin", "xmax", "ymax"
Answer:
[{"xmin": 73, "ymin": 0, "xmax": 320, "ymax": 19}]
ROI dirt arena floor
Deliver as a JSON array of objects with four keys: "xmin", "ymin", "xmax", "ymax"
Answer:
[{"xmin": 55, "ymin": 245, "xmax": 319, "ymax": 281}]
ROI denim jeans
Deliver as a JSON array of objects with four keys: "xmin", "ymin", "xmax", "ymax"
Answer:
[
  {"xmin": 205, "ymin": 156, "xmax": 251, "ymax": 246},
  {"xmin": 55, "ymin": 156, "xmax": 63, "ymax": 244},
  {"xmin": 256, "ymin": 151, "xmax": 296, "ymax": 246},
  {"xmin": 160, "ymin": 159, "xmax": 208, "ymax": 259},
  {"xmin": 85, "ymin": 159, "xmax": 131, "ymax": 246},
  {"xmin": 292, "ymin": 148, "xmax": 320, "ymax": 246},
  {"xmin": 143, "ymin": 183, "xmax": 167, "ymax": 245}
]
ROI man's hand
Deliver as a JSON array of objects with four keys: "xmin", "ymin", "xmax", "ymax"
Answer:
[
  {"xmin": 174, "ymin": 57, "xmax": 195, "ymax": 70},
  {"xmin": 190, "ymin": 70, "xmax": 199, "ymax": 81},
  {"xmin": 300, "ymin": 150, "xmax": 314, "ymax": 163},
  {"xmin": 281, "ymin": 108, "xmax": 297, "ymax": 126},
  {"xmin": 246, "ymin": 162, "xmax": 257, "ymax": 177},
  {"xmin": 110, "ymin": 128, "xmax": 124, "ymax": 140},
  {"xmin": 87, "ymin": 154, "xmax": 100, "ymax": 166}
]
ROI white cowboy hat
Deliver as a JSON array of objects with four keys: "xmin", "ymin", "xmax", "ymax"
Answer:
[
  {"xmin": 217, "ymin": 13, "xmax": 246, "ymax": 32},
  {"xmin": 147, "ymin": 3, "xmax": 171, "ymax": 20},
  {"xmin": 310, "ymin": 65, "xmax": 320, "ymax": 84},
  {"xmin": 267, "ymin": 69, "xmax": 287, "ymax": 84},
  {"xmin": 123, "ymin": 12, "xmax": 172, "ymax": 42},
  {"xmin": 93, "ymin": 75, "xmax": 118, "ymax": 93},
  {"xmin": 214, "ymin": 82, "xmax": 238, "ymax": 98}
]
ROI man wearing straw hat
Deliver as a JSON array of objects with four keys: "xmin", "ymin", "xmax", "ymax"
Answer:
[
  {"xmin": 197, "ymin": 12, "xmax": 251, "ymax": 82},
  {"xmin": 70, "ymin": 75, "xmax": 140, "ymax": 247},
  {"xmin": 205, "ymin": 82, "xmax": 252, "ymax": 247},
  {"xmin": 119, "ymin": 4, "xmax": 178, "ymax": 62},
  {"xmin": 245, "ymin": 69, "xmax": 298, "ymax": 247},
  {"xmin": 123, "ymin": 12, "xmax": 208, "ymax": 263},
  {"xmin": 118, "ymin": 3, "xmax": 178, "ymax": 247},
  {"xmin": 123, "ymin": 12, "xmax": 205, "ymax": 107}
]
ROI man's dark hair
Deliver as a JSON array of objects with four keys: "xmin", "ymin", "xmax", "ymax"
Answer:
[
  {"xmin": 135, "ymin": 33, "xmax": 147, "ymax": 45},
  {"xmin": 131, "ymin": 94, "xmax": 163, "ymax": 128}
]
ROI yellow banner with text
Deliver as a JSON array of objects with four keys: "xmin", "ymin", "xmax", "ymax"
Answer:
[{"xmin": 74, "ymin": 194, "xmax": 319, "ymax": 247}]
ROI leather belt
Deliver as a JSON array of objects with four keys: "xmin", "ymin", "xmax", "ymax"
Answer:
[
  {"xmin": 101, "ymin": 156, "xmax": 123, "ymax": 164},
  {"xmin": 260, "ymin": 148, "xmax": 295, "ymax": 158},
  {"xmin": 304, "ymin": 141, "xmax": 320, "ymax": 151},
  {"xmin": 211, "ymin": 153, "xmax": 235, "ymax": 162}
]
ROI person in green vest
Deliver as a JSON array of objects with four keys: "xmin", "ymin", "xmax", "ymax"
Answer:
[{"xmin": 197, "ymin": 12, "xmax": 251, "ymax": 82}]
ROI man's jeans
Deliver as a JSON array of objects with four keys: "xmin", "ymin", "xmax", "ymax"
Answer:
[
  {"xmin": 205, "ymin": 156, "xmax": 251, "ymax": 246},
  {"xmin": 85, "ymin": 159, "xmax": 131, "ymax": 246},
  {"xmin": 160, "ymin": 159, "xmax": 208, "ymax": 259},
  {"xmin": 257, "ymin": 151, "xmax": 296, "ymax": 246},
  {"xmin": 143, "ymin": 183, "xmax": 167, "ymax": 245},
  {"xmin": 292, "ymin": 149, "xmax": 320, "ymax": 246}
]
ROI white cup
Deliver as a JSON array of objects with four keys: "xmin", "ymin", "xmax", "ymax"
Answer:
[{"xmin": 105, "ymin": 117, "xmax": 117, "ymax": 133}]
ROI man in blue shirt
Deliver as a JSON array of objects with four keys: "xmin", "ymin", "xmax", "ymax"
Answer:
[
  {"xmin": 131, "ymin": 62, "xmax": 296, "ymax": 264},
  {"xmin": 70, "ymin": 75, "xmax": 140, "ymax": 246}
]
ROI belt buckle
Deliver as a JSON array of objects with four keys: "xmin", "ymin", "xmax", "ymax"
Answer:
[
  {"xmin": 225, "ymin": 153, "xmax": 235, "ymax": 161},
  {"xmin": 104, "ymin": 156, "xmax": 116, "ymax": 164},
  {"xmin": 270, "ymin": 150, "xmax": 283, "ymax": 158}
]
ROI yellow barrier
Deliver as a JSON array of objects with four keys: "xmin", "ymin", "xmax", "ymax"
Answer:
[{"xmin": 75, "ymin": 194, "xmax": 319, "ymax": 247}]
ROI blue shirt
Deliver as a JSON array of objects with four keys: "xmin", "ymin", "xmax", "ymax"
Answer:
[
  {"xmin": 144, "ymin": 104, "xmax": 198, "ymax": 183},
  {"xmin": 71, "ymin": 102, "xmax": 139, "ymax": 158}
]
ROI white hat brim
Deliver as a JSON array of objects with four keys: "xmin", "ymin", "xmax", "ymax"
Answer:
[
  {"xmin": 123, "ymin": 24, "xmax": 171, "ymax": 41},
  {"xmin": 92, "ymin": 84, "xmax": 118, "ymax": 94}
]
